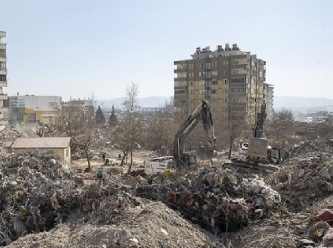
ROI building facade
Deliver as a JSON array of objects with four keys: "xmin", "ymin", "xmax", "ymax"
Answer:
[
  {"xmin": 7, "ymin": 95, "xmax": 62, "ymax": 126},
  {"xmin": 0, "ymin": 31, "xmax": 8, "ymax": 127},
  {"xmin": 174, "ymin": 44, "xmax": 274, "ymax": 126}
]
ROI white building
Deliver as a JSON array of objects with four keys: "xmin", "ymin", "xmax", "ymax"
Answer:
[{"xmin": 0, "ymin": 31, "xmax": 8, "ymax": 127}]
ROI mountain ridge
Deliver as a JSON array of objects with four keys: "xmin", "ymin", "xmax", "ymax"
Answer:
[{"xmin": 96, "ymin": 96, "xmax": 333, "ymax": 113}]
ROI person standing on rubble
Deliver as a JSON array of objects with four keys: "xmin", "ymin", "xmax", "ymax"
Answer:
[{"xmin": 102, "ymin": 152, "xmax": 106, "ymax": 163}]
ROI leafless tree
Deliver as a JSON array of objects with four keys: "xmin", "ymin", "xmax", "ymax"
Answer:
[
  {"xmin": 116, "ymin": 82, "xmax": 143, "ymax": 173},
  {"xmin": 145, "ymin": 99, "xmax": 176, "ymax": 155},
  {"xmin": 266, "ymin": 108, "xmax": 296, "ymax": 158},
  {"xmin": 56, "ymin": 99, "xmax": 85, "ymax": 139},
  {"xmin": 56, "ymin": 98, "xmax": 96, "ymax": 170}
]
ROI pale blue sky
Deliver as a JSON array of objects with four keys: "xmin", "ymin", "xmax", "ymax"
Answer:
[{"xmin": 2, "ymin": 0, "xmax": 332, "ymax": 100}]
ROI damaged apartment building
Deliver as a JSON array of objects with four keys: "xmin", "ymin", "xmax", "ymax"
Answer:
[{"xmin": 174, "ymin": 43, "xmax": 274, "ymax": 125}]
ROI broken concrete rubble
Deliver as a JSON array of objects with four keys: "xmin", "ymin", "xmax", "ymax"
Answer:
[{"xmin": 1, "ymin": 126, "xmax": 333, "ymax": 247}]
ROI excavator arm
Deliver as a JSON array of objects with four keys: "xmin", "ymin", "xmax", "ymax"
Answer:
[
  {"xmin": 253, "ymin": 101, "xmax": 267, "ymax": 138},
  {"xmin": 173, "ymin": 100, "xmax": 216, "ymax": 167}
]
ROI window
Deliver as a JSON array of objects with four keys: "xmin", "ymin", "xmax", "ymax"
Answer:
[
  {"xmin": 0, "ymin": 75, "xmax": 6, "ymax": 81},
  {"xmin": 175, "ymin": 81, "xmax": 187, "ymax": 87},
  {"xmin": 189, "ymin": 81, "xmax": 194, "ymax": 86},
  {"xmin": 224, "ymin": 89, "xmax": 229, "ymax": 93},
  {"xmin": 223, "ymin": 61, "xmax": 229, "ymax": 66},
  {"xmin": 211, "ymin": 80, "xmax": 217, "ymax": 85},
  {"xmin": 198, "ymin": 63, "xmax": 203, "ymax": 68},
  {"xmin": 28, "ymin": 113, "xmax": 36, "ymax": 121},
  {"xmin": 212, "ymin": 62, "xmax": 217, "ymax": 67},
  {"xmin": 48, "ymin": 102, "xmax": 57, "ymax": 108},
  {"xmin": 0, "ymin": 62, "xmax": 6, "ymax": 69},
  {"xmin": 223, "ymin": 70, "xmax": 228, "ymax": 75},
  {"xmin": 199, "ymin": 72, "xmax": 203, "ymax": 77},
  {"xmin": 189, "ymin": 64, "xmax": 194, "ymax": 69},
  {"xmin": 231, "ymin": 78, "xmax": 246, "ymax": 84},
  {"xmin": 188, "ymin": 72, "xmax": 194, "ymax": 77},
  {"xmin": 199, "ymin": 80, "xmax": 205, "ymax": 86},
  {"xmin": 189, "ymin": 90, "xmax": 193, "ymax": 95},
  {"xmin": 233, "ymin": 70, "xmax": 238, "ymax": 74},
  {"xmin": 224, "ymin": 79, "xmax": 228, "ymax": 84},
  {"xmin": 18, "ymin": 99, "xmax": 25, "ymax": 107},
  {"xmin": 211, "ymin": 71, "xmax": 218, "ymax": 76},
  {"xmin": 199, "ymin": 90, "xmax": 206, "ymax": 95},
  {"xmin": 233, "ymin": 61, "xmax": 239, "ymax": 65},
  {"xmin": 175, "ymin": 90, "xmax": 187, "ymax": 95},
  {"xmin": 211, "ymin": 90, "xmax": 218, "ymax": 94}
]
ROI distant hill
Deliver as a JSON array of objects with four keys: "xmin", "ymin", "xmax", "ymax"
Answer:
[
  {"xmin": 96, "ymin": 95, "xmax": 333, "ymax": 113},
  {"xmin": 274, "ymin": 96, "xmax": 333, "ymax": 113},
  {"xmin": 96, "ymin": 96, "xmax": 172, "ymax": 109}
]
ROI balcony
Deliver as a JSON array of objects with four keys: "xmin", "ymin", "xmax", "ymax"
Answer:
[
  {"xmin": 0, "ymin": 106, "xmax": 8, "ymax": 112},
  {"xmin": 0, "ymin": 81, "xmax": 7, "ymax": 87},
  {"xmin": 0, "ymin": 31, "xmax": 5, "ymax": 39},
  {"xmin": 0, "ymin": 119, "xmax": 8, "ymax": 126},
  {"xmin": 0, "ymin": 94, "xmax": 7, "ymax": 100},
  {"xmin": 0, "ymin": 43, "xmax": 6, "ymax": 49}
]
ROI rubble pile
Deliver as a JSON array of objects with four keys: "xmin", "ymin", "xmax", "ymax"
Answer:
[
  {"xmin": 136, "ymin": 166, "xmax": 281, "ymax": 233},
  {"xmin": 268, "ymin": 139, "xmax": 333, "ymax": 212},
  {"xmin": 1, "ymin": 132, "xmax": 333, "ymax": 247},
  {"xmin": 0, "ymin": 150, "xmax": 217, "ymax": 247}
]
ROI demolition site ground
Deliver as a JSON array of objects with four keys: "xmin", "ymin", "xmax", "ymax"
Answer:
[{"xmin": 1, "ymin": 127, "xmax": 333, "ymax": 247}]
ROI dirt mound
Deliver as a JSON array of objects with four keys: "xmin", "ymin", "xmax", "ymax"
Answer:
[{"xmin": 7, "ymin": 201, "xmax": 213, "ymax": 248}]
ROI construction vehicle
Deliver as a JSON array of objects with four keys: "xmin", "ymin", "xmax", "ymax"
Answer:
[
  {"xmin": 143, "ymin": 156, "xmax": 174, "ymax": 175},
  {"xmin": 144, "ymin": 100, "xmax": 216, "ymax": 173},
  {"xmin": 173, "ymin": 100, "xmax": 216, "ymax": 168},
  {"xmin": 237, "ymin": 101, "xmax": 281, "ymax": 165}
]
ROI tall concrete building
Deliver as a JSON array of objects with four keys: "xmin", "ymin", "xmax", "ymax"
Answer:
[
  {"xmin": 174, "ymin": 43, "xmax": 274, "ymax": 126},
  {"xmin": 0, "ymin": 31, "xmax": 8, "ymax": 127}
]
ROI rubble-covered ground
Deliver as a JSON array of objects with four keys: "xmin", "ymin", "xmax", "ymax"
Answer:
[{"xmin": 1, "ymin": 127, "xmax": 333, "ymax": 247}]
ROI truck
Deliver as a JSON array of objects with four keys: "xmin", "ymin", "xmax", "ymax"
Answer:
[
  {"xmin": 143, "ymin": 156, "xmax": 174, "ymax": 175},
  {"xmin": 144, "ymin": 100, "xmax": 216, "ymax": 174}
]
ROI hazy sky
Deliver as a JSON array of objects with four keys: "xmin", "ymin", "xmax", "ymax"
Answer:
[{"xmin": 1, "ymin": 0, "xmax": 332, "ymax": 100}]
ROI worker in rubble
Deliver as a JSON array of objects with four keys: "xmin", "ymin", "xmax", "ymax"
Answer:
[{"xmin": 102, "ymin": 152, "xmax": 106, "ymax": 163}]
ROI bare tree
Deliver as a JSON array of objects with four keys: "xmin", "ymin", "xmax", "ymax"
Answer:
[
  {"xmin": 145, "ymin": 99, "xmax": 175, "ymax": 155},
  {"xmin": 56, "ymin": 99, "xmax": 85, "ymax": 139},
  {"xmin": 116, "ymin": 82, "xmax": 143, "ymax": 173},
  {"xmin": 266, "ymin": 108, "xmax": 296, "ymax": 158},
  {"xmin": 57, "ymin": 98, "xmax": 96, "ymax": 170},
  {"xmin": 76, "ymin": 106, "xmax": 96, "ymax": 170}
]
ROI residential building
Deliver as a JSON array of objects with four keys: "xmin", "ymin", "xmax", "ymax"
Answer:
[
  {"xmin": 174, "ymin": 43, "xmax": 274, "ymax": 126},
  {"xmin": 263, "ymin": 83, "xmax": 274, "ymax": 121},
  {"xmin": 62, "ymin": 99, "xmax": 94, "ymax": 114},
  {"xmin": 10, "ymin": 137, "xmax": 72, "ymax": 164},
  {"xmin": 7, "ymin": 95, "xmax": 62, "ymax": 126},
  {"xmin": 0, "ymin": 31, "xmax": 8, "ymax": 127}
]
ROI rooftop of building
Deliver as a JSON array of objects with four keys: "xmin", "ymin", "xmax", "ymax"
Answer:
[
  {"xmin": 11, "ymin": 137, "xmax": 72, "ymax": 149},
  {"xmin": 190, "ymin": 43, "xmax": 253, "ymax": 59}
]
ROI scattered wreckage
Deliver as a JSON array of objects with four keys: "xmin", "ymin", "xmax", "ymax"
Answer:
[{"xmin": 1, "ymin": 123, "xmax": 333, "ymax": 247}]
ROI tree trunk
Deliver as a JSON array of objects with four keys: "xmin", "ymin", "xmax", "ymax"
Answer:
[
  {"xmin": 120, "ymin": 151, "xmax": 127, "ymax": 166},
  {"xmin": 228, "ymin": 136, "xmax": 233, "ymax": 159},
  {"xmin": 85, "ymin": 147, "xmax": 91, "ymax": 170}
]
